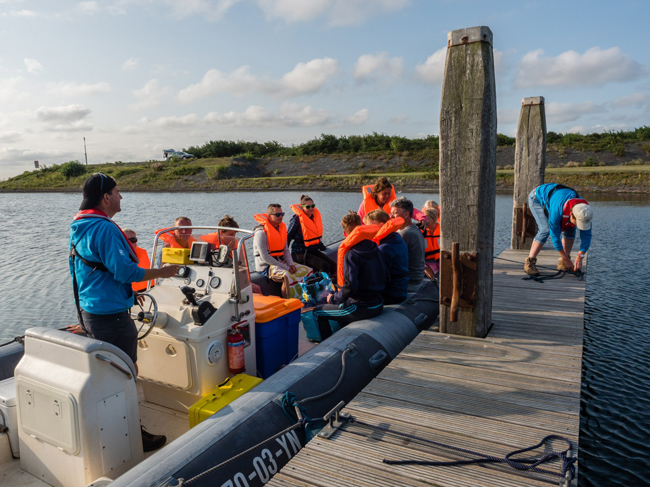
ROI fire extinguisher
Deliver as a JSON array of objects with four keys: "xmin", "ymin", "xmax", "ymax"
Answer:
[{"xmin": 228, "ymin": 326, "xmax": 245, "ymax": 375}]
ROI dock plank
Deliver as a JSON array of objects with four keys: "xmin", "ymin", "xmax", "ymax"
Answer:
[{"xmin": 268, "ymin": 250, "xmax": 583, "ymax": 487}]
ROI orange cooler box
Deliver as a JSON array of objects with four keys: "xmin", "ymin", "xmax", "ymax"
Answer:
[{"xmin": 253, "ymin": 295, "xmax": 303, "ymax": 379}]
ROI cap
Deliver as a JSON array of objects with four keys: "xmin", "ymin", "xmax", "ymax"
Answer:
[
  {"xmin": 79, "ymin": 173, "xmax": 116, "ymax": 210},
  {"xmin": 572, "ymin": 203, "xmax": 593, "ymax": 231}
]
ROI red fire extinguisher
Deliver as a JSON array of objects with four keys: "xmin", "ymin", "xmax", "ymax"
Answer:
[{"xmin": 228, "ymin": 326, "xmax": 245, "ymax": 375}]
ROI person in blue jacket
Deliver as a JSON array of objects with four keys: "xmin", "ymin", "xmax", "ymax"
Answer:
[
  {"xmin": 524, "ymin": 183, "xmax": 593, "ymax": 276},
  {"xmin": 363, "ymin": 209, "xmax": 408, "ymax": 304},
  {"xmin": 69, "ymin": 173, "xmax": 179, "ymax": 451},
  {"xmin": 313, "ymin": 212, "xmax": 388, "ymax": 341}
]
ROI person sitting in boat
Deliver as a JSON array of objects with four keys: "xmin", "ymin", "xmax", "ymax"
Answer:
[
  {"xmin": 253, "ymin": 204, "xmax": 312, "ymax": 299},
  {"xmin": 287, "ymin": 195, "xmax": 336, "ymax": 275},
  {"xmin": 524, "ymin": 183, "xmax": 593, "ymax": 276},
  {"xmin": 69, "ymin": 173, "xmax": 180, "ymax": 452},
  {"xmin": 157, "ymin": 216, "xmax": 196, "ymax": 249},
  {"xmin": 363, "ymin": 209, "xmax": 409, "ymax": 304},
  {"xmin": 314, "ymin": 211, "xmax": 388, "ymax": 340},
  {"xmin": 358, "ymin": 176, "xmax": 426, "ymax": 222},
  {"xmin": 417, "ymin": 207, "xmax": 441, "ymax": 279},
  {"xmin": 201, "ymin": 214, "xmax": 239, "ymax": 250},
  {"xmin": 390, "ymin": 197, "xmax": 425, "ymax": 292},
  {"xmin": 123, "ymin": 228, "xmax": 155, "ymax": 292}
]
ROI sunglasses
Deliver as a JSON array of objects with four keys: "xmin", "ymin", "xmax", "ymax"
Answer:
[
  {"xmin": 302, "ymin": 204, "xmax": 316, "ymax": 209},
  {"xmin": 272, "ymin": 212, "xmax": 285, "ymax": 217},
  {"xmin": 128, "ymin": 237, "xmax": 137, "ymax": 243}
]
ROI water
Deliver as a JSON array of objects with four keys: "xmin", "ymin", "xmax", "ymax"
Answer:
[{"xmin": 0, "ymin": 190, "xmax": 648, "ymax": 485}]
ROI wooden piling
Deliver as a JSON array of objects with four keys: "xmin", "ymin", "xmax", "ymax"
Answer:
[
  {"xmin": 438, "ymin": 26, "xmax": 497, "ymax": 338},
  {"xmin": 511, "ymin": 97, "xmax": 546, "ymax": 250}
]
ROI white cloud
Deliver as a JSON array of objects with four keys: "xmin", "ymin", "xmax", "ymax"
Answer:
[
  {"xmin": 0, "ymin": 77, "xmax": 27, "ymax": 102},
  {"xmin": 354, "ymin": 52, "xmax": 403, "ymax": 81},
  {"xmin": 177, "ymin": 57, "xmax": 339, "ymax": 103},
  {"xmin": 24, "ymin": 58, "xmax": 43, "ymax": 74},
  {"xmin": 389, "ymin": 114, "xmax": 408, "ymax": 124},
  {"xmin": 148, "ymin": 113, "xmax": 200, "ymax": 128},
  {"xmin": 47, "ymin": 81, "xmax": 111, "ymax": 96},
  {"xmin": 415, "ymin": 47, "xmax": 446, "ymax": 85},
  {"xmin": 346, "ymin": 108, "xmax": 368, "ymax": 125},
  {"xmin": 8, "ymin": 9, "xmax": 38, "ymax": 17},
  {"xmin": 157, "ymin": 0, "xmax": 243, "ymax": 21},
  {"xmin": 77, "ymin": 1, "xmax": 99, "ymax": 14},
  {"xmin": 35, "ymin": 104, "xmax": 93, "ymax": 131},
  {"xmin": 205, "ymin": 103, "xmax": 332, "ymax": 127},
  {"xmin": 545, "ymin": 101, "xmax": 603, "ymax": 124},
  {"xmin": 130, "ymin": 79, "xmax": 171, "ymax": 109},
  {"xmin": 612, "ymin": 92, "xmax": 648, "ymax": 107},
  {"xmin": 0, "ymin": 131, "xmax": 23, "ymax": 143},
  {"xmin": 122, "ymin": 58, "xmax": 139, "ymax": 71},
  {"xmin": 515, "ymin": 47, "xmax": 646, "ymax": 88},
  {"xmin": 256, "ymin": 0, "xmax": 410, "ymax": 26}
]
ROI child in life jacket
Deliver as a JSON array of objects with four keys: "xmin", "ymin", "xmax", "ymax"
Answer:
[
  {"xmin": 313, "ymin": 211, "xmax": 388, "ymax": 340},
  {"xmin": 363, "ymin": 209, "xmax": 409, "ymax": 304}
]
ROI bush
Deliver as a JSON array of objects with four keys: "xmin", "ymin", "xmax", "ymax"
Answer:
[
  {"xmin": 59, "ymin": 161, "xmax": 86, "ymax": 179},
  {"xmin": 241, "ymin": 152, "xmax": 256, "ymax": 162},
  {"xmin": 565, "ymin": 161, "xmax": 580, "ymax": 167},
  {"xmin": 582, "ymin": 157, "xmax": 598, "ymax": 167},
  {"xmin": 168, "ymin": 165, "xmax": 204, "ymax": 176},
  {"xmin": 207, "ymin": 164, "xmax": 228, "ymax": 179},
  {"xmin": 497, "ymin": 134, "xmax": 516, "ymax": 146},
  {"xmin": 151, "ymin": 163, "xmax": 163, "ymax": 171},
  {"xmin": 114, "ymin": 167, "xmax": 142, "ymax": 178}
]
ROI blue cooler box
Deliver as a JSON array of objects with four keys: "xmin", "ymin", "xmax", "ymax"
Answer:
[{"xmin": 253, "ymin": 295, "xmax": 304, "ymax": 379}]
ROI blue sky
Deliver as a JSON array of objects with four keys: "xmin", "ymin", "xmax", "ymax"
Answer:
[{"xmin": 1, "ymin": 0, "xmax": 648, "ymax": 179}]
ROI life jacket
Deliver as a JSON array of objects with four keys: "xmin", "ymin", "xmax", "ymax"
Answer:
[
  {"xmin": 422, "ymin": 223, "xmax": 441, "ymax": 261},
  {"xmin": 132, "ymin": 246, "xmax": 155, "ymax": 292},
  {"xmin": 360, "ymin": 184, "xmax": 397, "ymax": 215},
  {"xmin": 561, "ymin": 198, "xmax": 589, "ymax": 232},
  {"xmin": 200, "ymin": 232, "xmax": 222, "ymax": 245},
  {"xmin": 253, "ymin": 214, "xmax": 287, "ymax": 258},
  {"xmin": 337, "ymin": 224, "xmax": 381, "ymax": 287},
  {"xmin": 290, "ymin": 204, "xmax": 323, "ymax": 248},
  {"xmin": 372, "ymin": 217, "xmax": 404, "ymax": 244},
  {"xmin": 156, "ymin": 228, "xmax": 197, "ymax": 249}
]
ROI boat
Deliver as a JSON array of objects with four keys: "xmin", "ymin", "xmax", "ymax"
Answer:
[{"xmin": 0, "ymin": 225, "xmax": 439, "ymax": 487}]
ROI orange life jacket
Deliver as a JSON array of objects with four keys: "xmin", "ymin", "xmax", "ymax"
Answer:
[
  {"xmin": 422, "ymin": 223, "xmax": 441, "ymax": 261},
  {"xmin": 372, "ymin": 217, "xmax": 404, "ymax": 244},
  {"xmin": 156, "ymin": 228, "xmax": 197, "ymax": 249},
  {"xmin": 360, "ymin": 184, "xmax": 397, "ymax": 215},
  {"xmin": 337, "ymin": 224, "xmax": 381, "ymax": 287},
  {"xmin": 200, "ymin": 232, "xmax": 221, "ymax": 245},
  {"xmin": 132, "ymin": 246, "xmax": 155, "ymax": 292},
  {"xmin": 254, "ymin": 214, "xmax": 287, "ymax": 258},
  {"xmin": 290, "ymin": 204, "xmax": 323, "ymax": 248}
]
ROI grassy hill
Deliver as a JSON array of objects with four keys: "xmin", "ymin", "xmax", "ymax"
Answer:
[{"xmin": 2, "ymin": 130, "xmax": 650, "ymax": 193}]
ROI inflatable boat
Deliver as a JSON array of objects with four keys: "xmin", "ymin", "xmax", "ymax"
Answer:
[{"xmin": 0, "ymin": 225, "xmax": 439, "ymax": 487}]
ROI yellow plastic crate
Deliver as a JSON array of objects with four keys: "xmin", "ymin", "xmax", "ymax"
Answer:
[
  {"xmin": 188, "ymin": 374, "xmax": 263, "ymax": 428},
  {"xmin": 162, "ymin": 247, "xmax": 193, "ymax": 265}
]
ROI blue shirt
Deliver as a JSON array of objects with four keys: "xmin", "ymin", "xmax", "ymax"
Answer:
[
  {"xmin": 377, "ymin": 232, "xmax": 409, "ymax": 300},
  {"xmin": 536, "ymin": 183, "xmax": 592, "ymax": 253},
  {"xmin": 69, "ymin": 217, "xmax": 145, "ymax": 314}
]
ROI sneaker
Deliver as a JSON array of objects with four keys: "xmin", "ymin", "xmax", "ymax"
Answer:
[
  {"xmin": 524, "ymin": 257, "xmax": 540, "ymax": 276},
  {"xmin": 141, "ymin": 425, "xmax": 166, "ymax": 452}
]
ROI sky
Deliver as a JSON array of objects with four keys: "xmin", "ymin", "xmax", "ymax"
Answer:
[{"xmin": 1, "ymin": 0, "xmax": 649, "ymax": 179}]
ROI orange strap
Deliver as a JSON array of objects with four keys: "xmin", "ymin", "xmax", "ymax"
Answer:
[
  {"xmin": 254, "ymin": 214, "xmax": 287, "ymax": 258},
  {"xmin": 290, "ymin": 204, "xmax": 323, "ymax": 247},
  {"xmin": 372, "ymin": 217, "xmax": 404, "ymax": 244}
]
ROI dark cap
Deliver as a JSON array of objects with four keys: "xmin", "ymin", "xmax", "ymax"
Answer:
[{"xmin": 79, "ymin": 173, "xmax": 117, "ymax": 210}]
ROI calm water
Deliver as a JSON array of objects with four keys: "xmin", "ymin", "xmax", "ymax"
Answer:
[{"xmin": 0, "ymin": 190, "xmax": 648, "ymax": 486}]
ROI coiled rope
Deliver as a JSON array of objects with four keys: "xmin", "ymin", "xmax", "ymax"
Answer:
[{"xmin": 346, "ymin": 417, "xmax": 576, "ymax": 480}]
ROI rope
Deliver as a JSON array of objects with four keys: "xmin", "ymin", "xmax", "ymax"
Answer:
[
  {"xmin": 0, "ymin": 336, "xmax": 24, "ymax": 348},
  {"xmin": 297, "ymin": 345, "xmax": 352, "ymax": 405},
  {"xmin": 346, "ymin": 417, "xmax": 576, "ymax": 480},
  {"xmin": 493, "ymin": 255, "xmax": 583, "ymax": 283}
]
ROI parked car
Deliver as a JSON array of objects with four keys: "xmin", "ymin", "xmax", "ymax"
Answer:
[{"xmin": 163, "ymin": 149, "xmax": 195, "ymax": 160}]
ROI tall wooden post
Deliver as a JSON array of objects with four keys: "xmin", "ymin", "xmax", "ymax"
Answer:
[
  {"xmin": 511, "ymin": 97, "xmax": 546, "ymax": 249},
  {"xmin": 439, "ymin": 26, "xmax": 497, "ymax": 338}
]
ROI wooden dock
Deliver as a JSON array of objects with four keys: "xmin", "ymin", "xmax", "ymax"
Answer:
[{"xmin": 267, "ymin": 249, "xmax": 585, "ymax": 487}]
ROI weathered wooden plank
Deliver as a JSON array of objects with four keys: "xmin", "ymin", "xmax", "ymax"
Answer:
[
  {"xmin": 511, "ymin": 96, "xmax": 546, "ymax": 250},
  {"xmin": 439, "ymin": 26, "xmax": 497, "ymax": 338}
]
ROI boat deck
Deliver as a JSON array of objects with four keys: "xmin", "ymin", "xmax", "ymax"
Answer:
[{"xmin": 267, "ymin": 249, "xmax": 585, "ymax": 487}]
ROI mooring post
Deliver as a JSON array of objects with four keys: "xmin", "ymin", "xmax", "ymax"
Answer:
[
  {"xmin": 511, "ymin": 96, "xmax": 546, "ymax": 250},
  {"xmin": 439, "ymin": 26, "xmax": 497, "ymax": 338}
]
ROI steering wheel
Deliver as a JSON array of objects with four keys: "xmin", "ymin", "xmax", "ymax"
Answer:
[{"xmin": 131, "ymin": 293, "xmax": 158, "ymax": 340}]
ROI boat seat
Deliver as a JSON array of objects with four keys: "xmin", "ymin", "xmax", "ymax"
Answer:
[{"xmin": 24, "ymin": 327, "xmax": 137, "ymax": 380}]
